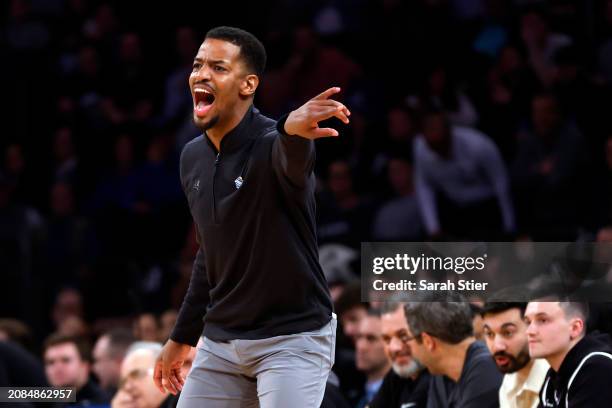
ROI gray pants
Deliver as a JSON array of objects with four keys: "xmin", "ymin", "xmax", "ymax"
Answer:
[{"xmin": 178, "ymin": 314, "xmax": 337, "ymax": 408}]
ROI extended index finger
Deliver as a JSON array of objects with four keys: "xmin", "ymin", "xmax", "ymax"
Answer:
[{"xmin": 312, "ymin": 87, "xmax": 341, "ymax": 101}]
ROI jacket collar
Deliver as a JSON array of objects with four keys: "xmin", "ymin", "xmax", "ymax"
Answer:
[{"xmin": 204, "ymin": 104, "xmax": 257, "ymax": 155}]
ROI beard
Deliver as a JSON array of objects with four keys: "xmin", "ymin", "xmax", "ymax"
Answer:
[
  {"xmin": 194, "ymin": 113, "xmax": 219, "ymax": 131},
  {"xmin": 392, "ymin": 357, "xmax": 424, "ymax": 379},
  {"xmin": 493, "ymin": 345, "xmax": 531, "ymax": 374}
]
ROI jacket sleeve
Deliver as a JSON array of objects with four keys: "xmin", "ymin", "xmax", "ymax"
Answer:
[
  {"xmin": 271, "ymin": 114, "xmax": 316, "ymax": 189},
  {"xmin": 567, "ymin": 353, "xmax": 612, "ymax": 407},
  {"xmin": 170, "ymin": 247, "xmax": 209, "ymax": 346},
  {"xmin": 169, "ymin": 144, "xmax": 211, "ymax": 346}
]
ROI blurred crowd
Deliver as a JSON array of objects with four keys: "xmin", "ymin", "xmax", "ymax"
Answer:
[{"xmin": 4, "ymin": 0, "xmax": 612, "ymax": 406}]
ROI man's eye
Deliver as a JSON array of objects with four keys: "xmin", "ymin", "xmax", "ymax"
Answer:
[
  {"xmin": 192, "ymin": 63, "xmax": 201, "ymax": 71},
  {"xmin": 214, "ymin": 66, "xmax": 226, "ymax": 72}
]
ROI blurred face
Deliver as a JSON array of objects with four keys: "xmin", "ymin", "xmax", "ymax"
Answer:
[
  {"xmin": 45, "ymin": 343, "xmax": 89, "ymax": 388},
  {"xmin": 387, "ymin": 159, "xmax": 412, "ymax": 195},
  {"xmin": 328, "ymin": 161, "xmax": 353, "ymax": 198},
  {"xmin": 340, "ymin": 306, "xmax": 367, "ymax": 343},
  {"xmin": 50, "ymin": 183, "xmax": 74, "ymax": 217},
  {"xmin": 355, "ymin": 316, "xmax": 390, "ymax": 375},
  {"xmin": 5, "ymin": 144, "xmax": 25, "ymax": 174},
  {"xmin": 483, "ymin": 309, "xmax": 531, "ymax": 374},
  {"xmin": 524, "ymin": 302, "xmax": 581, "ymax": 362},
  {"xmin": 54, "ymin": 128, "xmax": 74, "ymax": 162},
  {"xmin": 532, "ymin": 96, "xmax": 560, "ymax": 136},
  {"xmin": 387, "ymin": 109, "xmax": 414, "ymax": 141},
  {"xmin": 381, "ymin": 307, "xmax": 422, "ymax": 378},
  {"xmin": 189, "ymin": 38, "xmax": 254, "ymax": 131},
  {"xmin": 423, "ymin": 114, "xmax": 450, "ymax": 154},
  {"xmin": 52, "ymin": 289, "xmax": 83, "ymax": 326},
  {"xmin": 120, "ymin": 350, "xmax": 166, "ymax": 408},
  {"xmin": 93, "ymin": 336, "xmax": 121, "ymax": 390},
  {"xmin": 498, "ymin": 46, "xmax": 522, "ymax": 74},
  {"xmin": 134, "ymin": 314, "xmax": 159, "ymax": 342},
  {"xmin": 402, "ymin": 324, "xmax": 437, "ymax": 374}
]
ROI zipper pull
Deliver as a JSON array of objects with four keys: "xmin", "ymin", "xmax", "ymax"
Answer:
[{"xmin": 215, "ymin": 152, "xmax": 220, "ymax": 165}]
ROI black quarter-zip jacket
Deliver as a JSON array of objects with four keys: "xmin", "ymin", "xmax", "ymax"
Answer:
[
  {"xmin": 170, "ymin": 105, "xmax": 333, "ymax": 344},
  {"xmin": 539, "ymin": 332, "xmax": 612, "ymax": 408}
]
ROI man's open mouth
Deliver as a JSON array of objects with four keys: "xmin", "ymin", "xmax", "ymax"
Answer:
[{"xmin": 194, "ymin": 88, "xmax": 215, "ymax": 117}]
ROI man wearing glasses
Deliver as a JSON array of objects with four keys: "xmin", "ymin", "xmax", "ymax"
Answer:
[
  {"xmin": 368, "ymin": 302, "xmax": 430, "ymax": 408},
  {"xmin": 403, "ymin": 297, "xmax": 503, "ymax": 408}
]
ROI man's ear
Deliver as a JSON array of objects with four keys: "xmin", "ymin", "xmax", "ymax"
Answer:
[
  {"xmin": 422, "ymin": 332, "xmax": 435, "ymax": 351},
  {"xmin": 569, "ymin": 318, "xmax": 584, "ymax": 340},
  {"xmin": 240, "ymin": 74, "xmax": 259, "ymax": 97}
]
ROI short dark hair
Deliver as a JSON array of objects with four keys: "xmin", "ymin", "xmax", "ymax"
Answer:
[
  {"xmin": 335, "ymin": 280, "xmax": 368, "ymax": 316},
  {"xmin": 43, "ymin": 333, "xmax": 92, "ymax": 363},
  {"xmin": 379, "ymin": 302, "xmax": 404, "ymax": 316},
  {"xmin": 481, "ymin": 302, "xmax": 527, "ymax": 318},
  {"xmin": 404, "ymin": 294, "xmax": 474, "ymax": 344},
  {"xmin": 205, "ymin": 26, "xmax": 266, "ymax": 77},
  {"xmin": 103, "ymin": 328, "xmax": 134, "ymax": 360},
  {"xmin": 559, "ymin": 302, "xmax": 589, "ymax": 323}
]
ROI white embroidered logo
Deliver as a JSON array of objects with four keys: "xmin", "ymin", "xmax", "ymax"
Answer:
[
  {"xmin": 193, "ymin": 180, "xmax": 200, "ymax": 191},
  {"xmin": 234, "ymin": 176, "xmax": 244, "ymax": 189}
]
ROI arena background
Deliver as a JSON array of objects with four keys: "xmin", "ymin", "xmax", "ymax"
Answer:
[{"xmin": 2, "ymin": 0, "xmax": 612, "ymax": 386}]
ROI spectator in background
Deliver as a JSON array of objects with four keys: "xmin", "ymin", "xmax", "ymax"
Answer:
[
  {"xmin": 51, "ymin": 287, "xmax": 86, "ymax": 332},
  {"xmin": 3, "ymin": 143, "xmax": 38, "ymax": 206},
  {"xmin": 0, "ymin": 318, "xmax": 34, "ymax": 353},
  {"xmin": 414, "ymin": 110, "xmax": 515, "ymax": 240},
  {"xmin": 371, "ymin": 106, "xmax": 418, "ymax": 178},
  {"xmin": 369, "ymin": 302, "xmax": 429, "ymax": 408},
  {"xmin": 0, "ymin": 171, "xmax": 44, "ymax": 322},
  {"xmin": 317, "ymin": 159, "xmax": 374, "ymax": 247},
  {"xmin": 512, "ymin": 92, "xmax": 586, "ymax": 239},
  {"xmin": 520, "ymin": 8, "xmax": 572, "ymax": 88},
  {"xmin": 480, "ymin": 44, "xmax": 539, "ymax": 161},
  {"xmin": 372, "ymin": 155, "xmax": 423, "ymax": 241},
  {"xmin": 158, "ymin": 310, "xmax": 177, "ymax": 343},
  {"xmin": 421, "ymin": 65, "xmax": 479, "ymax": 127},
  {"xmin": 481, "ymin": 302, "xmax": 549, "ymax": 408},
  {"xmin": 259, "ymin": 25, "xmax": 361, "ymax": 117},
  {"xmin": 336, "ymin": 281, "xmax": 368, "ymax": 345},
  {"xmin": 354, "ymin": 310, "xmax": 391, "ymax": 408},
  {"xmin": 43, "ymin": 333, "xmax": 107, "ymax": 405},
  {"xmin": 525, "ymin": 302, "xmax": 612, "ymax": 408},
  {"xmin": 0, "ymin": 340, "xmax": 49, "ymax": 406},
  {"xmin": 101, "ymin": 32, "xmax": 156, "ymax": 126},
  {"xmin": 44, "ymin": 181, "xmax": 97, "ymax": 289},
  {"xmin": 93, "ymin": 328, "xmax": 135, "ymax": 397},
  {"xmin": 404, "ymin": 298, "xmax": 503, "ymax": 408},
  {"xmin": 159, "ymin": 26, "xmax": 199, "ymax": 129},
  {"xmin": 112, "ymin": 342, "xmax": 181, "ymax": 408},
  {"xmin": 52, "ymin": 127, "xmax": 79, "ymax": 185},
  {"xmin": 133, "ymin": 313, "xmax": 160, "ymax": 342},
  {"xmin": 334, "ymin": 281, "xmax": 368, "ymax": 404}
]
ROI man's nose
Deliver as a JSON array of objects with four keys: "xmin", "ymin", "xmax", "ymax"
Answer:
[
  {"xmin": 492, "ymin": 335, "xmax": 506, "ymax": 352},
  {"xmin": 389, "ymin": 336, "xmax": 404, "ymax": 353},
  {"xmin": 192, "ymin": 65, "xmax": 211, "ymax": 81},
  {"xmin": 525, "ymin": 322, "xmax": 536, "ymax": 336}
]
